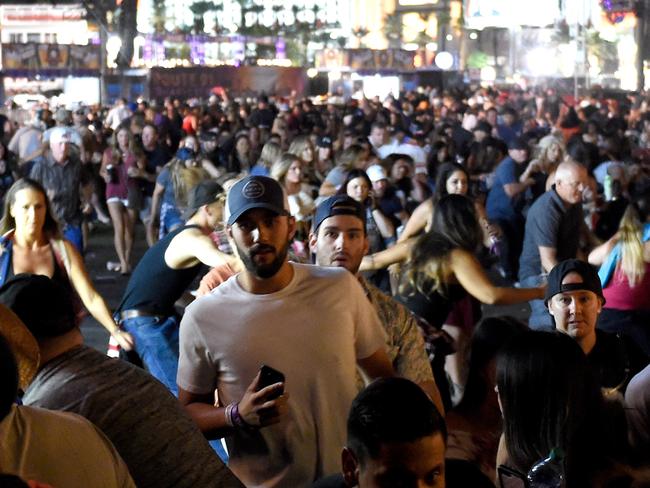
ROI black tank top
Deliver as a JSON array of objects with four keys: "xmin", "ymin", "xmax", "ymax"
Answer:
[
  {"xmin": 117, "ymin": 225, "xmax": 204, "ymax": 316},
  {"xmin": 396, "ymin": 281, "xmax": 468, "ymax": 330},
  {"xmin": 8, "ymin": 247, "xmax": 74, "ymax": 296}
]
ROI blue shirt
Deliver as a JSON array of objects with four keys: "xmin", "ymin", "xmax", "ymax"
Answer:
[{"xmin": 486, "ymin": 157, "xmax": 525, "ymax": 222}]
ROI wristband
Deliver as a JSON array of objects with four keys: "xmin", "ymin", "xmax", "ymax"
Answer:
[
  {"xmin": 231, "ymin": 402, "xmax": 254, "ymax": 430},
  {"xmin": 224, "ymin": 402, "xmax": 236, "ymax": 427}
]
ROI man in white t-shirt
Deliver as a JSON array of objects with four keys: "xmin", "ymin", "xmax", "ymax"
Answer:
[{"xmin": 178, "ymin": 175, "xmax": 394, "ymax": 487}]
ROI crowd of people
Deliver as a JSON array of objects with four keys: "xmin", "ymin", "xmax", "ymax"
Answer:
[{"xmin": 1, "ymin": 82, "xmax": 650, "ymax": 487}]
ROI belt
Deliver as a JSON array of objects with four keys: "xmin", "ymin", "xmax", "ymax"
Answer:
[{"xmin": 118, "ymin": 309, "xmax": 164, "ymax": 323}]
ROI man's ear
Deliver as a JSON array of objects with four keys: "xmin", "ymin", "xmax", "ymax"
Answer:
[
  {"xmin": 308, "ymin": 231, "xmax": 318, "ymax": 256},
  {"xmin": 342, "ymin": 447, "xmax": 359, "ymax": 487},
  {"xmin": 226, "ymin": 224, "xmax": 234, "ymax": 240},
  {"xmin": 287, "ymin": 215, "xmax": 297, "ymax": 240},
  {"xmin": 362, "ymin": 235, "xmax": 370, "ymax": 257}
]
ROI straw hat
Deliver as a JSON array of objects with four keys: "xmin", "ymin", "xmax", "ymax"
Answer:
[{"xmin": 0, "ymin": 304, "xmax": 40, "ymax": 390}]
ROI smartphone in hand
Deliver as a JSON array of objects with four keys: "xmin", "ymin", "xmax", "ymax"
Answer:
[{"xmin": 257, "ymin": 364, "xmax": 285, "ymax": 399}]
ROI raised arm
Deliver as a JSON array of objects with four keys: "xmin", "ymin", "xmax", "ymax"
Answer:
[
  {"xmin": 360, "ymin": 240, "xmax": 412, "ymax": 272},
  {"xmin": 398, "ymin": 199, "xmax": 432, "ymax": 242},
  {"xmin": 588, "ymin": 234, "xmax": 618, "ymax": 266},
  {"xmin": 449, "ymin": 248, "xmax": 544, "ymax": 305},
  {"xmin": 165, "ymin": 230, "xmax": 242, "ymax": 271}
]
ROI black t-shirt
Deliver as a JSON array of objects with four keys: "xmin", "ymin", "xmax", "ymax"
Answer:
[
  {"xmin": 589, "ymin": 329, "xmax": 649, "ymax": 394},
  {"xmin": 142, "ymin": 144, "xmax": 171, "ymax": 196}
]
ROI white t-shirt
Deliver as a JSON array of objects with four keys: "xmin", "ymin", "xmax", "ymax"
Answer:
[{"xmin": 178, "ymin": 263, "xmax": 386, "ymax": 487}]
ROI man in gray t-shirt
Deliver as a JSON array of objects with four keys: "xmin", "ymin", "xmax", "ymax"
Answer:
[
  {"xmin": 1, "ymin": 274, "xmax": 243, "ymax": 488},
  {"xmin": 518, "ymin": 160, "xmax": 589, "ymax": 329}
]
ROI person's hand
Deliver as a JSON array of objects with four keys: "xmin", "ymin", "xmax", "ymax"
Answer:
[
  {"xmin": 127, "ymin": 166, "xmax": 142, "ymax": 178},
  {"xmin": 526, "ymin": 160, "xmax": 541, "ymax": 174},
  {"xmin": 237, "ymin": 371, "xmax": 289, "ymax": 428},
  {"xmin": 112, "ymin": 329, "xmax": 135, "ymax": 351},
  {"xmin": 487, "ymin": 223, "xmax": 502, "ymax": 239}
]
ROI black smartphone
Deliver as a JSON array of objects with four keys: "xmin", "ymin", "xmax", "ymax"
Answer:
[
  {"xmin": 257, "ymin": 364, "xmax": 285, "ymax": 399},
  {"xmin": 497, "ymin": 465, "xmax": 528, "ymax": 488}
]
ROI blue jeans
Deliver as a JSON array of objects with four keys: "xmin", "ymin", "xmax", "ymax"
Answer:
[
  {"xmin": 520, "ymin": 274, "xmax": 554, "ymax": 331},
  {"xmin": 122, "ymin": 315, "xmax": 180, "ymax": 396},
  {"xmin": 63, "ymin": 224, "xmax": 84, "ymax": 254}
]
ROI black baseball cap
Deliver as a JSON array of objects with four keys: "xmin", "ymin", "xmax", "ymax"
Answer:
[
  {"xmin": 316, "ymin": 136, "xmax": 333, "ymax": 148},
  {"xmin": 0, "ymin": 274, "xmax": 76, "ymax": 340},
  {"xmin": 474, "ymin": 120, "xmax": 492, "ymax": 133},
  {"xmin": 184, "ymin": 180, "xmax": 224, "ymax": 220},
  {"xmin": 544, "ymin": 259, "xmax": 605, "ymax": 305},
  {"xmin": 313, "ymin": 195, "xmax": 366, "ymax": 233},
  {"xmin": 226, "ymin": 175, "xmax": 288, "ymax": 226},
  {"xmin": 508, "ymin": 137, "xmax": 529, "ymax": 151}
]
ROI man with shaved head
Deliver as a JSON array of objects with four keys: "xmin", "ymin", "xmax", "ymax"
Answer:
[{"xmin": 519, "ymin": 159, "xmax": 590, "ymax": 329}]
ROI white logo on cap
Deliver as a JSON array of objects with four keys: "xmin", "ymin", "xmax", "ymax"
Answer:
[{"xmin": 242, "ymin": 180, "xmax": 265, "ymax": 199}]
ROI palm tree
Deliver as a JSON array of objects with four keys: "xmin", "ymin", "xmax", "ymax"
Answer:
[{"xmin": 383, "ymin": 12, "xmax": 402, "ymax": 49}]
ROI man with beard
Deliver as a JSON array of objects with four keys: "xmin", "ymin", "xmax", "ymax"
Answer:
[
  {"xmin": 178, "ymin": 175, "xmax": 395, "ymax": 487},
  {"xmin": 115, "ymin": 180, "xmax": 239, "ymax": 395}
]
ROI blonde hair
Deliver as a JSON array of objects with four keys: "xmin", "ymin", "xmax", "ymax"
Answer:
[
  {"xmin": 257, "ymin": 141, "xmax": 282, "ymax": 169},
  {"xmin": 270, "ymin": 153, "xmax": 301, "ymax": 184},
  {"xmin": 287, "ymin": 135, "xmax": 313, "ymax": 162},
  {"xmin": 335, "ymin": 144, "xmax": 365, "ymax": 171},
  {"xmin": 617, "ymin": 204, "xmax": 645, "ymax": 287},
  {"xmin": 167, "ymin": 157, "xmax": 209, "ymax": 208},
  {"xmin": 536, "ymin": 141, "xmax": 565, "ymax": 170}
]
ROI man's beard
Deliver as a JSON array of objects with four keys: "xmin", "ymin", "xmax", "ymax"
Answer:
[{"xmin": 237, "ymin": 240, "xmax": 290, "ymax": 279}]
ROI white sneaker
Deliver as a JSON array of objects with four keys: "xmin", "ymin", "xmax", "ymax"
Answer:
[{"xmin": 106, "ymin": 261, "xmax": 121, "ymax": 272}]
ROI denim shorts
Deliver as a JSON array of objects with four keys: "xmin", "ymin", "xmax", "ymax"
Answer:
[{"xmin": 159, "ymin": 202, "xmax": 183, "ymax": 239}]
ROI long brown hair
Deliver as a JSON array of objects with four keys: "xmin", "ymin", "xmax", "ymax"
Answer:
[
  {"xmin": 0, "ymin": 178, "xmax": 62, "ymax": 239},
  {"xmin": 110, "ymin": 125, "xmax": 143, "ymax": 167},
  {"xmin": 400, "ymin": 194, "xmax": 482, "ymax": 297}
]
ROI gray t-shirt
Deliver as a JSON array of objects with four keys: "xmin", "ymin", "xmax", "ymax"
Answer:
[
  {"xmin": 23, "ymin": 345, "xmax": 243, "ymax": 488},
  {"xmin": 625, "ymin": 364, "xmax": 650, "ymax": 450},
  {"xmin": 519, "ymin": 187, "xmax": 584, "ymax": 280}
]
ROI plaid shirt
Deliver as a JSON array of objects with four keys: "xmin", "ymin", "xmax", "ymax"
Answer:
[
  {"xmin": 357, "ymin": 276, "xmax": 434, "ymax": 387},
  {"xmin": 30, "ymin": 152, "xmax": 83, "ymax": 227}
]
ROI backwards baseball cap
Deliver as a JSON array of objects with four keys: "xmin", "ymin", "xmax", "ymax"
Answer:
[
  {"xmin": 366, "ymin": 164, "xmax": 388, "ymax": 183},
  {"xmin": 0, "ymin": 274, "xmax": 77, "ymax": 342},
  {"xmin": 313, "ymin": 195, "xmax": 366, "ymax": 233},
  {"xmin": 184, "ymin": 180, "xmax": 224, "ymax": 220},
  {"xmin": 544, "ymin": 259, "xmax": 605, "ymax": 305},
  {"xmin": 226, "ymin": 175, "xmax": 288, "ymax": 225}
]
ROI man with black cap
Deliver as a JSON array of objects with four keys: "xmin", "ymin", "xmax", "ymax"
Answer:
[
  {"xmin": 0, "ymin": 274, "xmax": 243, "ymax": 488},
  {"xmin": 545, "ymin": 259, "xmax": 647, "ymax": 394},
  {"xmin": 309, "ymin": 195, "xmax": 442, "ymax": 414},
  {"xmin": 177, "ymin": 175, "xmax": 394, "ymax": 487},
  {"xmin": 486, "ymin": 136, "xmax": 533, "ymax": 281},
  {"xmin": 116, "ymin": 179, "xmax": 239, "ymax": 394}
]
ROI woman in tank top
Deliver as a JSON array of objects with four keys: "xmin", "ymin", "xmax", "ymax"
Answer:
[
  {"xmin": 589, "ymin": 192, "xmax": 650, "ymax": 355},
  {"xmin": 0, "ymin": 178, "xmax": 134, "ymax": 351}
]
